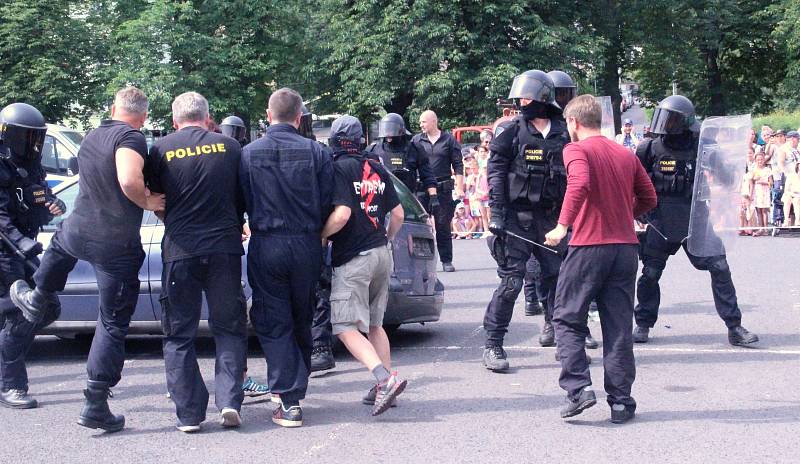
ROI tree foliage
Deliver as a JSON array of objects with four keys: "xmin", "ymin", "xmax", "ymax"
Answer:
[{"xmin": 0, "ymin": 0, "xmax": 795, "ymax": 129}]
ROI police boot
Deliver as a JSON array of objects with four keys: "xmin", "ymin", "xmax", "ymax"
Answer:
[
  {"xmin": 9, "ymin": 281, "xmax": 60, "ymax": 325},
  {"xmin": 78, "ymin": 380, "xmax": 125, "ymax": 433},
  {"xmin": 633, "ymin": 326, "xmax": 650, "ymax": 343},
  {"xmin": 0, "ymin": 389, "xmax": 38, "ymax": 409},
  {"xmin": 728, "ymin": 325, "xmax": 759, "ymax": 347},
  {"xmin": 584, "ymin": 332, "xmax": 599, "ymax": 349},
  {"xmin": 539, "ymin": 322, "xmax": 555, "ymax": 347},
  {"xmin": 525, "ymin": 300, "xmax": 543, "ymax": 316},
  {"xmin": 310, "ymin": 345, "xmax": 335, "ymax": 372}
]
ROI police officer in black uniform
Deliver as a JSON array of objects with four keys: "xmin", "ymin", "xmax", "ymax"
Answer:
[
  {"xmin": 481, "ymin": 70, "xmax": 570, "ymax": 371},
  {"xmin": 367, "ymin": 113, "xmax": 436, "ymax": 197},
  {"xmin": 0, "ymin": 103, "xmax": 65, "ymax": 409},
  {"xmin": 521, "ymin": 70, "xmax": 578, "ymax": 318},
  {"xmin": 11, "ymin": 86, "xmax": 165, "ymax": 432},
  {"xmin": 413, "ymin": 110, "xmax": 463, "ymax": 272},
  {"xmin": 220, "ymin": 115, "xmax": 248, "ymax": 145},
  {"xmin": 147, "ymin": 92, "xmax": 248, "ymax": 432},
  {"xmin": 634, "ymin": 95, "xmax": 759, "ymax": 346}
]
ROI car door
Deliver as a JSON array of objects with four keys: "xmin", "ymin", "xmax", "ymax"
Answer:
[{"xmin": 40, "ymin": 179, "xmax": 157, "ymax": 322}]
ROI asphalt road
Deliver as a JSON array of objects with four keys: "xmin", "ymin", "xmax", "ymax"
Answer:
[{"xmin": 1, "ymin": 236, "xmax": 799, "ymax": 464}]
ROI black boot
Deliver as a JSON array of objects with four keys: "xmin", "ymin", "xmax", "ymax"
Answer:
[
  {"xmin": 525, "ymin": 300, "xmax": 543, "ymax": 316},
  {"xmin": 9, "ymin": 281, "xmax": 60, "ymax": 325},
  {"xmin": 310, "ymin": 345, "xmax": 335, "ymax": 372},
  {"xmin": 728, "ymin": 325, "xmax": 759, "ymax": 347},
  {"xmin": 539, "ymin": 322, "xmax": 555, "ymax": 347},
  {"xmin": 78, "ymin": 380, "xmax": 125, "ymax": 433}
]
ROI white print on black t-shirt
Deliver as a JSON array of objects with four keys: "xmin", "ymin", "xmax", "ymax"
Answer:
[{"xmin": 353, "ymin": 162, "xmax": 387, "ymax": 229}]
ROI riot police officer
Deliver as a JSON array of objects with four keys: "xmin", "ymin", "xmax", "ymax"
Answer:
[
  {"xmin": 634, "ymin": 95, "xmax": 759, "ymax": 346},
  {"xmin": 0, "ymin": 103, "xmax": 65, "ymax": 408},
  {"xmin": 367, "ymin": 113, "xmax": 436, "ymax": 197},
  {"xmin": 220, "ymin": 115, "xmax": 248, "ymax": 145},
  {"xmin": 522, "ymin": 70, "xmax": 577, "ymax": 318},
  {"xmin": 482, "ymin": 70, "xmax": 570, "ymax": 371}
]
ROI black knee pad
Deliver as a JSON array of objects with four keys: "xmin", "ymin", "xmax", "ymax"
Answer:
[
  {"xmin": 641, "ymin": 266, "xmax": 663, "ymax": 284},
  {"xmin": 499, "ymin": 275, "xmax": 523, "ymax": 302}
]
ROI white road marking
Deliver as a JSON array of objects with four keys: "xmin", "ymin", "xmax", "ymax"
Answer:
[{"xmin": 394, "ymin": 345, "xmax": 800, "ymax": 355}]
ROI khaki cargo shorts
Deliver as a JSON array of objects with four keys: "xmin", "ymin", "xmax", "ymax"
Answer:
[{"xmin": 330, "ymin": 245, "xmax": 393, "ymax": 335}]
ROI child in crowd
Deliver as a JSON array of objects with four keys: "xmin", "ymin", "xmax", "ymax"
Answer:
[
  {"xmin": 451, "ymin": 203, "xmax": 477, "ymax": 239},
  {"xmin": 751, "ymin": 152, "xmax": 773, "ymax": 235}
]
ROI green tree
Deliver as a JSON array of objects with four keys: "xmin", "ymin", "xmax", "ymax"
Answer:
[
  {"xmin": 0, "ymin": 1, "xmax": 99, "ymax": 124},
  {"xmin": 97, "ymin": 0, "xmax": 306, "ymax": 129},
  {"xmin": 772, "ymin": 0, "xmax": 800, "ymax": 111},
  {"xmin": 306, "ymin": 0, "xmax": 598, "ymax": 128},
  {"xmin": 629, "ymin": 0, "xmax": 783, "ymax": 116}
]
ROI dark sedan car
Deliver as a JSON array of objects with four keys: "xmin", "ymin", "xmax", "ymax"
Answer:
[{"xmin": 39, "ymin": 175, "xmax": 443, "ymax": 338}]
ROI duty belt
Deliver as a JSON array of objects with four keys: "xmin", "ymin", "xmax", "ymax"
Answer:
[{"xmin": 436, "ymin": 178, "xmax": 455, "ymax": 192}]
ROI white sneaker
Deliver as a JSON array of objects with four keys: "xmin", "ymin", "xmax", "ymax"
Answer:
[
  {"xmin": 176, "ymin": 421, "xmax": 201, "ymax": 433},
  {"xmin": 220, "ymin": 408, "xmax": 241, "ymax": 428}
]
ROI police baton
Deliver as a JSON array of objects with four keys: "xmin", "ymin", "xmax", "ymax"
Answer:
[
  {"xmin": 504, "ymin": 230, "xmax": 560, "ymax": 255},
  {"xmin": 643, "ymin": 221, "xmax": 669, "ymax": 241},
  {"xmin": 0, "ymin": 229, "xmax": 39, "ymax": 272}
]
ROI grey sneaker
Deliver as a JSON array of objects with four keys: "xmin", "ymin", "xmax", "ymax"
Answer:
[
  {"xmin": 560, "ymin": 387, "xmax": 597, "ymax": 419},
  {"xmin": 176, "ymin": 420, "xmax": 201, "ymax": 433},
  {"xmin": 610, "ymin": 403, "xmax": 636, "ymax": 424},
  {"xmin": 482, "ymin": 346, "xmax": 510, "ymax": 372},
  {"xmin": 372, "ymin": 374, "xmax": 407, "ymax": 416},
  {"xmin": 362, "ymin": 384, "xmax": 398, "ymax": 407}
]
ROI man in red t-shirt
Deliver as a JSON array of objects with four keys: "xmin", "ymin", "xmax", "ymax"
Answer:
[{"xmin": 544, "ymin": 95, "xmax": 657, "ymax": 424}]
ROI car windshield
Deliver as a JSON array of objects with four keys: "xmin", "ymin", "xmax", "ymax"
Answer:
[
  {"xmin": 61, "ymin": 131, "xmax": 83, "ymax": 148},
  {"xmin": 390, "ymin": 173, "xmax": 428, "ymax": 223},
  {"xmin": 45, "ymin": 181, "xmax": 79, "ymax": 230}
]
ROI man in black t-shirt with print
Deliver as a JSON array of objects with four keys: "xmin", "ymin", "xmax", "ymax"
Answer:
[
  {"xmin": 11, "ymin": 87, "xmax": 165, "ymax": 433},
  {"xmin": 321, "ymin": 115, "xmax": 407, "ymax": 416},
  {"xmin": 147, "ymin": 92, "xmax": 247, "ymax": 433}
]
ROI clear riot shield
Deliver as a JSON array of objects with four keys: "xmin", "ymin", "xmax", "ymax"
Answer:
[
  {"xmin": 595, "ymin": 96, "xmax": 615, "ymax": 140},
  {"xmin": 687, "ymin": 114, "xmax": 751, "ymax": 257}
]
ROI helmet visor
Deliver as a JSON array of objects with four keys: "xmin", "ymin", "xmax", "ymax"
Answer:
[
  {"xmin": 221, "ymin": 125, "xmax": 247, "ymax": 142},
  {"xmin": 298, "ymin": 114, "xmax": 315, "ymax": 140},
  {"xmin": 378, "ymin": 120, "xmax": 407, "ymax": 138},
  {"xmin": 554, "ymin": 87, "xmax": 577, "ymax": 110},
  {"xmin": 650, "ymin": 107, "xmax": 695, "ymax": 135},
  {"xmin": 508, "ymin": 74, "xmax": 554, "ymax": 104},
  {"xmin": 2, "ymin": 125, "xmax": 46, "ymax": 161}
]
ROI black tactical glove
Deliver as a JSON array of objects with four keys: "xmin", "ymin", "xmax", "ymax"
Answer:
[
  {"xmin": 488, "ymin": 209, "xmax": 506, "ymax": 236},
  {"xmin": 429, "ymin": 194, "xmax": 440, "ymax": 213},
  {"xmin": 47, "ymin": 194, "xmax": 67, "ymax": 215},
  {"xmin": 17, "ymin": 237, "xmax": 43, "ymax": 257}
]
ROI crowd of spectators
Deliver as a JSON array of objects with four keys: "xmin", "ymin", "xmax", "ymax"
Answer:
[
  {"xmin": 451, "ymin": 130, "xmax": 492, "ymax": 239},
  {"xmin": 739, "ymin": 126, "xmax": 800, "ymax": 235}
]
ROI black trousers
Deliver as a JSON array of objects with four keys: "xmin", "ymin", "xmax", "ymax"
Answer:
[
  {"xmin": 523, "ymin": 255, "xmax": 544, "ymax": 304},
  {"xmin": 247, "ymin": 234, "xmax": 320, "ymax": 404},
  {"xmin": 635, "ymin": 228, "xmax": 742, "ymax": 329},
  {"xmin": 483, "ymin": 213, "xmax": 564, "ymax": 346},
  {"xmin": 160, "ymin": 254, "xmax": 247, "ymax": 425},
  {"xmin": 0, "ymin": 253, "xmax": 43, "ymax": 391},
  {"xmin": 311, "ymin": 244, "xmax": 332, "ymax": 347},
  {"xmin": 311, "ymin": 263, "xmax": 332, "ymax": 348},
  {"xmin": 34, "ymin": 230, "xmax": 144, "ymax": 386},
  {"xmin": 433, "ymin": 195, "xmax": 456, "ymax": 264},
  {"xmin": 553, "ymin": 244, "xmax": 638, "ymax": 407}
]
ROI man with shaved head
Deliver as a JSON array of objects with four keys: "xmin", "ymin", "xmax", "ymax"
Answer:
[{"xmin": 413, "ymin": 110, "xmax": 464, "ymax": 272}]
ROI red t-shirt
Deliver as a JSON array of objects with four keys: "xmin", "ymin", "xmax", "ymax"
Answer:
[{"xmin": 558, "ymin": 135, "xmax": 657, "ymax": 246}]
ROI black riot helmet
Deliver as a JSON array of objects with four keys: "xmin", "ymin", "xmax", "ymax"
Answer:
[
  {"xmin": 220, "ymin": 115, "xmax": 247, "ymax": 143},
  {"xmin": 0, "ymin": 103, "xmax": 47, "ymax": 163},
  {"xmin": 547, "ymin": 70, "xmax": 577, "ymax": 110},
  {"xmin": 508, "ymin": 70, "xmax": 559, "ymax": 109},
  {"xmin": 650, "ymin": 95, "xmax": 699, "ymax": 135},
  {"xmin": 298, "ymin": 104, "xmax": 315, "ymax": 140},
  {"xmin": 378, "ymin": 113, "xmax": 411, "ymax": 139}
]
